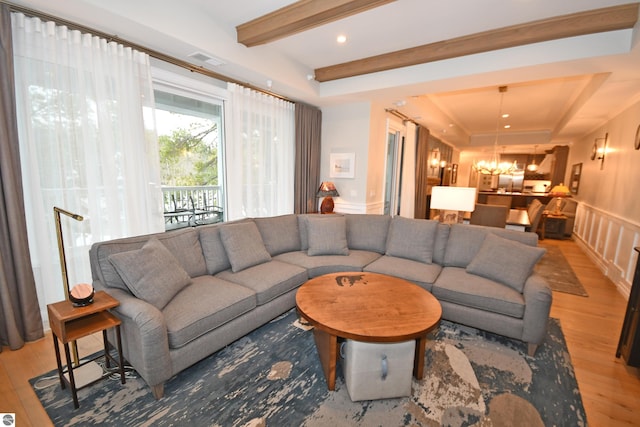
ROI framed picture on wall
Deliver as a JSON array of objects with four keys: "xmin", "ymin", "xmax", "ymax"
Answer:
[
  {"xmin": 329, "ymin": 153, "xmax": 355, "ymax": 178},
  {"xmin": 570, "ymin": 163, "xmax": 582, "ymax": 194}
]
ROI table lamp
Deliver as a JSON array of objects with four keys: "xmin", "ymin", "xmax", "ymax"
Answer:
[
  {"xmin": 54, "ymin": 206, "xmax": 102, "ymax": 386},
  {"xmin": 317, "ymin": 182, "xmax": 339, "ymax": 214},
  {"xmin": 430, "ymin": 186, "xmax": 477, "ymax": 224},
  {"xmin": 548, "ymin": 183, "xmax": 571, "ymax": 215}
]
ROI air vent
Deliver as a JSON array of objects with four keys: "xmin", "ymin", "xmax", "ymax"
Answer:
[{"xmin": 188, "ymin": 52, "xmax": 226, "ymax": 67}]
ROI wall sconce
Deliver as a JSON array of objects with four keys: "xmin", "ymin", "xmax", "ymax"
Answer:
[
  {"xmin": 591, "ymin": 132, "xmax": 608, "ymax": 170},
  {"xmin": 429, "ymin": 149, "xmax": 441, "ymax": 171}
]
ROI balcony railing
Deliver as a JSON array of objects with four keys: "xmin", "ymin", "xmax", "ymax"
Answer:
[{"xmin": 162, "ymin": 185, "xmax": 224, "ymax": 230}]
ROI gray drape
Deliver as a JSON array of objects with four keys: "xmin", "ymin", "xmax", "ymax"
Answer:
[
  {"xmin": 294, "ymin": 103, "xmax": 322, "ymax": 213},
  {"xmin": 0, "ymin": 4, "xmax": 44, "ymax": 351},
  {"xmin": 414, "ymin": 126, "xmax": 431, "ymax": 219}
]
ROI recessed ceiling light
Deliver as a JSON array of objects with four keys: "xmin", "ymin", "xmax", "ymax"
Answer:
[
  {"xmin": 337, "ymin": 34, "xmax": 347, "ymax": 44},
  {"xmin": 502, "ymin": 113, "xmax": 509, "ymax": 118},
  {"xmin": 504, "ymin": 124, "xmax": 511, "ymax": 129}
]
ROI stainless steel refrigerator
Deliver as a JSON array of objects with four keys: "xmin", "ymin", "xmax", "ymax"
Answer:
[{"xmin": 498, "ymin": 171, "xmax": 524, "ymax": 192}]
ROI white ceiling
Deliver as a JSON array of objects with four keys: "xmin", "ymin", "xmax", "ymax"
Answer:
[{"xmin": 10, "ymin": 0, "xmax": 640, "ymax": 155}]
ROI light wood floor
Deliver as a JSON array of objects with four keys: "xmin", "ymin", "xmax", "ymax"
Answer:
[{"xmin": 1, "ymin": 238, "xmax": 639, "ymax": 426}]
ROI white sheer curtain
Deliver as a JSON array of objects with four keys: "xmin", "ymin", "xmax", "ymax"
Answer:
[
  {"xmin": 11, "ymin": 13, "xmax": 164, "ymax": 316},
  {"xmin": 226, "ymin": 83, "xmax": 295, "ymax": 219}
]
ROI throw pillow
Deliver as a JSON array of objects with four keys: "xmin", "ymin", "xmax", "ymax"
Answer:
[
  {"xmin": 385, "ymin": 216, "xmax": 438, "ymax": 264},
  {"xmin": 219, "ymin": 221, "xmax": 272, "ymax": 272},
  {"xmin": 307, "ymin": 215, "xmax": 349, "ymax": 256},
  {"xmin": 108, "ymin": 237, "xmax": 192, "ymax": 310},
  {"xmin": 466, "ymin": 233, "xmax": 546, "ymax": 292},
  {"xmin": 254, "ymin": 214, "xmax": 301, "ymax": 255}
]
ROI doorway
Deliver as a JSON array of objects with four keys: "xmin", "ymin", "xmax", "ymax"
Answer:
[{"xmin": 383, "ymin": 120, "xmax": 405, "ymax": 216}]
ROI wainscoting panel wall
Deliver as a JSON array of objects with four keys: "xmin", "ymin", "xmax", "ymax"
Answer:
[{"xmin": 573, "ymin": 202, "xmax": 640, "ymax": 298}]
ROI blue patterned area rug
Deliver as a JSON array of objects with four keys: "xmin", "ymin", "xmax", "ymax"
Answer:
[{"xmin": 30, "ymin": 310, "xmax": 586, "ymax": 426}]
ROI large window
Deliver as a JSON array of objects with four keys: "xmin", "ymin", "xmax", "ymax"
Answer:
[{"xmin": 153, "ymin": 70, "xmax": 227, "ymax": 229}]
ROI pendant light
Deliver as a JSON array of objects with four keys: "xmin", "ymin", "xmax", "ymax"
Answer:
[{"xmin": 474, "ymin": 86, "xmax": 517, "ymax": 175}]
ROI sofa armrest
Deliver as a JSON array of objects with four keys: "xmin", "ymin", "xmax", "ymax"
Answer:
[
  {"xmin": 99, "ymin": 286, "xmax": 172, "ymax": 389},
  {"xmin": 521, "ymin": 274, "xmax": 553, "ymax": 346}
]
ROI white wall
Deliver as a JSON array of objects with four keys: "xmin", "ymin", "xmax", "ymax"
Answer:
[
  {"xmin": 321, "ymin": 103, "xmax": 372, "ymax": 213},
  {"xmin": 567, "ymin": 99, "xmax": 640, "ymax": 297},
  {"xmin": 366, "ymin": 102, "xmax": 389, "ymax": 213},
  {"xmin": 320, "ymin": 102, "xmax": 416, "ymax": 214}
]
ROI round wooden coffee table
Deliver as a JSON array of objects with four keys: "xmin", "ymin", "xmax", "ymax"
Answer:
[{"xmin": 296, "ymin": 272, "xmax": 442, "ymax": 390}]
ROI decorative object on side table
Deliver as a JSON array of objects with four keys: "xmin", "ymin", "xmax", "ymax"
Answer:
[
  {"xmin": 69, "ymin": 283, "xmax": 95, "ymax": 307},
  {"xmin": 316, "ymin": 181, "xmax": 339, "ymax": 214}
]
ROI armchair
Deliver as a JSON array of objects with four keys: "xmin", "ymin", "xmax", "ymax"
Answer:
[{"xmin": 470, "ymin": 203, "xmax": 509, "ymax": 228}]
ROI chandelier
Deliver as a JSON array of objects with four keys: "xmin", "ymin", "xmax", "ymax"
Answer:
[
  {"xmin": 527, "ymin": 144, "xmax": 539, "ymax": 172},
  {"xmin": 474, "ymin": 86, "xmax": 517, "ymax": 175}
]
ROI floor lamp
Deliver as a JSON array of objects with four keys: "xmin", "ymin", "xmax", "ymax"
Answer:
[{"xmin": 54, "ymin": 207, "xmax": 103, "ymax": 387}]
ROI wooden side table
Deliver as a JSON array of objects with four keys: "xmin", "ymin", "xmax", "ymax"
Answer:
[
  {"xmin": 47, "ymin": 291, "xmax": 125, "ymax": 409},
  {"xmin": 540, "ymin": 212, "xmax": 567, "ymax": 240}
]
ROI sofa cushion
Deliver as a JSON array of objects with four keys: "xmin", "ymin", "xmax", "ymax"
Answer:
[
  {"xmin": 433, "ymin": 267, "xmax": 525, "ymax": 318},
  {"xmin": 432, "ymin": 223, "xmax": 451, "ymax": 265},
  {"xmin": 162, "ymin": 276, "xmax": 256, "ymax": 348},
  {"xmin": 254, "ymin": 214, "xmax": 301, "ymax": 256},
  {"xmin": 345, "ymin": 214, "xmax": 390, "ymax": 253},
  {"xmin": 297, "ymin": 214, "xmax": 313, "ymax": 250},
  {"xmin": 364, "ymin": 255, "xmax": 441, "ymax": 291},
  {"xmin": 466, "ymin": 233, "xmax": 546, "ymax": 292},
  {"xmin": 442, "ymin": 225, "xmax": 488, "ymax": 268},
  {"xmin": 108, "ymin": 237, "xmax": 191, "ymax": 310},
  {"xmin": 219, "ymin": 221, "xmax": 271, "ymax": 272},
  {"xmin": 385, "ymin": 216, "xmax": 438, "ymax": 264},
  {"xmin": 274, "ymin": 250, "xmax": 381, "ymax": 278},
  {"xmin": 216, "ymin": 260, "xmax": 307, "ymax": 305},
  {"xmin": 198, "ymin": 225, "xmax": 232, "ymax": 275},
  {"xmin": 307, "ymin": 215, "xmax": 349, "ymax": 256}
]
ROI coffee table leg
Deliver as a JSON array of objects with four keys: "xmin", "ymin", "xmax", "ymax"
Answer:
[
  {"xmin": 312, "ymin": 328, "xmax": 338, "ymax": 390},
  {"xmin": 414, "ymin": 336, "xmax": 427, "ymax": 380}
]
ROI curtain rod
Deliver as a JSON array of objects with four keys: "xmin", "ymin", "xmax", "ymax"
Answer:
[
  {"xmin": 385, "ymin": 108, "xmax": 418, "ymax": 125},
  {"xmin": 1, "ymin": 1, "xmax": 292, "ymax": 102}
]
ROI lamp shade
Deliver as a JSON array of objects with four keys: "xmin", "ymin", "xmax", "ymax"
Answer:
[
  {"xmin": 316, "ymin": 181, "xmax": 339, "ymax": 198},
  {"xmin": 431, "ymin": 186, "xmax": 477, "ymax": 212},
  {"xmin": 549, "ymin": 183, "xmax": 571, "ymax": 196}
]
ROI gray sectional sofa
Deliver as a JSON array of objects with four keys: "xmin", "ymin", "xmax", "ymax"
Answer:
[{"xmin": 89, "ymin": 213, "xmax": 552, "ymax": 398}]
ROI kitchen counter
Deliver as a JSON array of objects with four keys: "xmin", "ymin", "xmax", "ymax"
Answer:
[{"xmin": 478, "ymin": 192, "xmax": 553, "ymax": 209}]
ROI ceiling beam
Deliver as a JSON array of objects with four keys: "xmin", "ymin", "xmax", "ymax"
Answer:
[
  {"xmin": 315, "ymin": 3, "xmax": 639, "ymax": 82},
  {"xmin": 236, "ymin": 0, "xmax": 396, "ymax": 47}
]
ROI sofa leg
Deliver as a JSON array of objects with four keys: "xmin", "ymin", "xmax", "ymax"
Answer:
[
  {"xmin": 151, "ymin": 383, "xmax": 164, "ymax": 399},
  {"xmin": 527, "ymin": 343, "xmax": 538, "ymax": 357}
]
